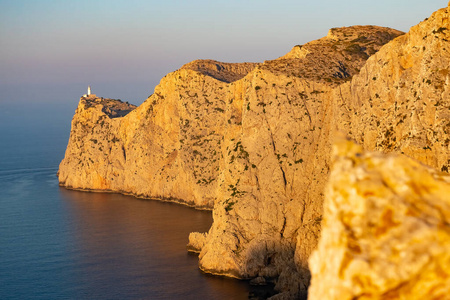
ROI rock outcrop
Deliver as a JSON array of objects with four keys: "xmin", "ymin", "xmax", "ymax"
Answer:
[
  {"xmin": 181, "ymin": 59, "xmax": 260, "ymax": 83},
  {"xmin": 59, "ymin": 2, "xmax": 450, "ymax": 298},
  {"xmin": 271, "ymin": 25, "xmax": 403, "ymax": 85},
  {"xmin": 335, "ymin": 4, "xmax": 450, "ymax": 171},
  {"xmin": 308, "ymin": 138, "xmax": 450, "ymax": 299}
]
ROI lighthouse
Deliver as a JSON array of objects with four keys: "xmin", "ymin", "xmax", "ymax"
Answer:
[{"xmin": 82, "ymin": 85, "xmax": 96, "ymax": 98}]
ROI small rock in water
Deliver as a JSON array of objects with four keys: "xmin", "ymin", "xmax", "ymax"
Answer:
[{"xmin": 250, "ymin": 276, "xmax": 267, "ymax": 286}]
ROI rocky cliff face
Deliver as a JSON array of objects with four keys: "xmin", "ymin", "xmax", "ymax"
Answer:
[
  {"xmin": 307, "ymin": 5, "xmax": 450, "ymax": 298},
  {"xmin": 59, "ymin": 3, "xmax": 450, "ymax": 298},
  {"xmin": 59, "ymin": 69, "xmax": 237, "ymax": 208},
  {"xmin": 59, "ymin": 24, "xmax": 402, "ymax": 297},
  {"xmin": 189, "ymin": 25, "xmax": 404, "ymax": 297},
  {"xmin": 335, "ymin": 4, "xmax": 450, "ymax": 171},
  {"xmin": 308, "ymin": 138, "xmax": 450, "ymax": 299}
]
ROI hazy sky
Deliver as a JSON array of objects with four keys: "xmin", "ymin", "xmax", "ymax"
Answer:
[{"xmin": 0, "ymin": 0, "xmax": 446, "ymax": 105}]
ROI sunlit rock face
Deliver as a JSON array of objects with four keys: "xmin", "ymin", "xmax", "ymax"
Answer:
[
  {"xmin": 58, "ymin": 24, "xmax": 403, "ymax": 298},
  {"xmin": 335, "ymin": 4, "xmax": 450, "ymax": 172},
  {"xmin": 58, "ymin": 97, "xmax": 137, "ymax": 191},
  {"xmin": 306, "ymin": 6, "xmax": 450, "ymax": 298},
  {"xmin": 58, "ymin": 66, "xmax": 249, "ymax": 208},
  {"xmin": 176, "ymin": 26, "xmax": 402, "ymax": 298},
  {"xmin": 308, "ymin": 138, "xmax": 450, "ymax": 300},
  {"xmin": 58, "ymin": 3, "xmax": 450, "ymax": 298}
]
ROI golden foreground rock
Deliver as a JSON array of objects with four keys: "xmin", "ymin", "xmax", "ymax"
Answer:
[{"xmin": 308, "ymin": 138, "xmax": 450, "ymax": 299}]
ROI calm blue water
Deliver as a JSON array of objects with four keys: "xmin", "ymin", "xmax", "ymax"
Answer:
[{"xmin": 0, "ymin": 102, "xmax": 270, "ymax": 299}]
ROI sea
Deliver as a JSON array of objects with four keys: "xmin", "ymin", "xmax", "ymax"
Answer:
[{"xmin": 0, "ymin": 102, "xmax": 273, "ymax": 300}]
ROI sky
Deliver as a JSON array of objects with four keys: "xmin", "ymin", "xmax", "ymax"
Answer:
[{"xmin": 0, "ymin": 0, "xmax": 446, "ymax": 105}]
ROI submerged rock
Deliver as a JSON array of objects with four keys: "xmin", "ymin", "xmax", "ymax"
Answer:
[
  {"xmin": 308, "ymin": 138, "xmax": 450, "ymax": 299},
  {"xmin": 187, "ymin": 232, "xmax": 207, "ymax": 253}
]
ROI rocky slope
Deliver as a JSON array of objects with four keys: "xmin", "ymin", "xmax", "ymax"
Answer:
[
  {"xmin": 59, "ymin": 3, "xmax": 450, "ymax": 298},
  {"xmin": 308, "ymin": 138, "xmax": 450, "ymax": 299},
  {"xmin": 267, "ymin": 25, "xmax": 402, "ymax": 85},
  {"xmin": 181, "ymin": 59, "xmax": 260, "ymax": 83}
]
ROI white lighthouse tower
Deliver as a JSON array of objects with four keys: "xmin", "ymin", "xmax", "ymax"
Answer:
[{"xmin": 82, "ymin": 85, "xmax": 96, "ymax": 98}]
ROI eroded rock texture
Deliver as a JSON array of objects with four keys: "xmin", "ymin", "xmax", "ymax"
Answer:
[
  {"xmin": 308, "ymin": 138, "xmax": 450, "ymax": 300},
  {"xmin": 335, "ymin": 4, "xmax": 450, "ymax": 171}
]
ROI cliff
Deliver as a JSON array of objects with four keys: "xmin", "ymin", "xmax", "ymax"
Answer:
[
  {"xmin": 187, "ymin": 26, "xmax": 403, "ymax": 295},
  {"xmin": 308, "ymin": 139, "xmax": 450, "ymax": 299},
  {"xmin": 59, "ymin": 3, "xmax": 450, "ymax": 298},
  {"xmin": 335, "ymin": 4, "xmax": 450, "ymax": 171},
  {"xmin": 59, "ymin": 24, "xmax": 401, "ymax": 208},
  {"xmin": 60, "ymin": 61, "xmax": 256, "ymax": 207},
  {"xmin": 307, "ymin": 5, "xmax": 450, "ymax": 298}
]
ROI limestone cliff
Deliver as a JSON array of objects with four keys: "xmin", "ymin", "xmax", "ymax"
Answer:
[
  {"xmin": 335, "ymin": 4, "xmax": 450, "ymax": 171},
  {"xmin": 59, "ymin": 3, "xmax": 450, "ymax": 299},
  {"xmin": 308, "ymin": 139, "xmax": 450, "ymax": 299},
  {"xmin": 307, "ymin": 5, "xmax": 450, "ymax": 298},
  {"xmin": 59, "ymin": 68, "xmax": 240, "ymax": 208},
  {"xmin": 189, "ymin": 25, "xmax": 403, "ymax": 297}
]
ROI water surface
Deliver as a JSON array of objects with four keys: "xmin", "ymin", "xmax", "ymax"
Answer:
[{"xmin": 0, "ymin": 102, "xmax": 271, "ymax": 299}]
